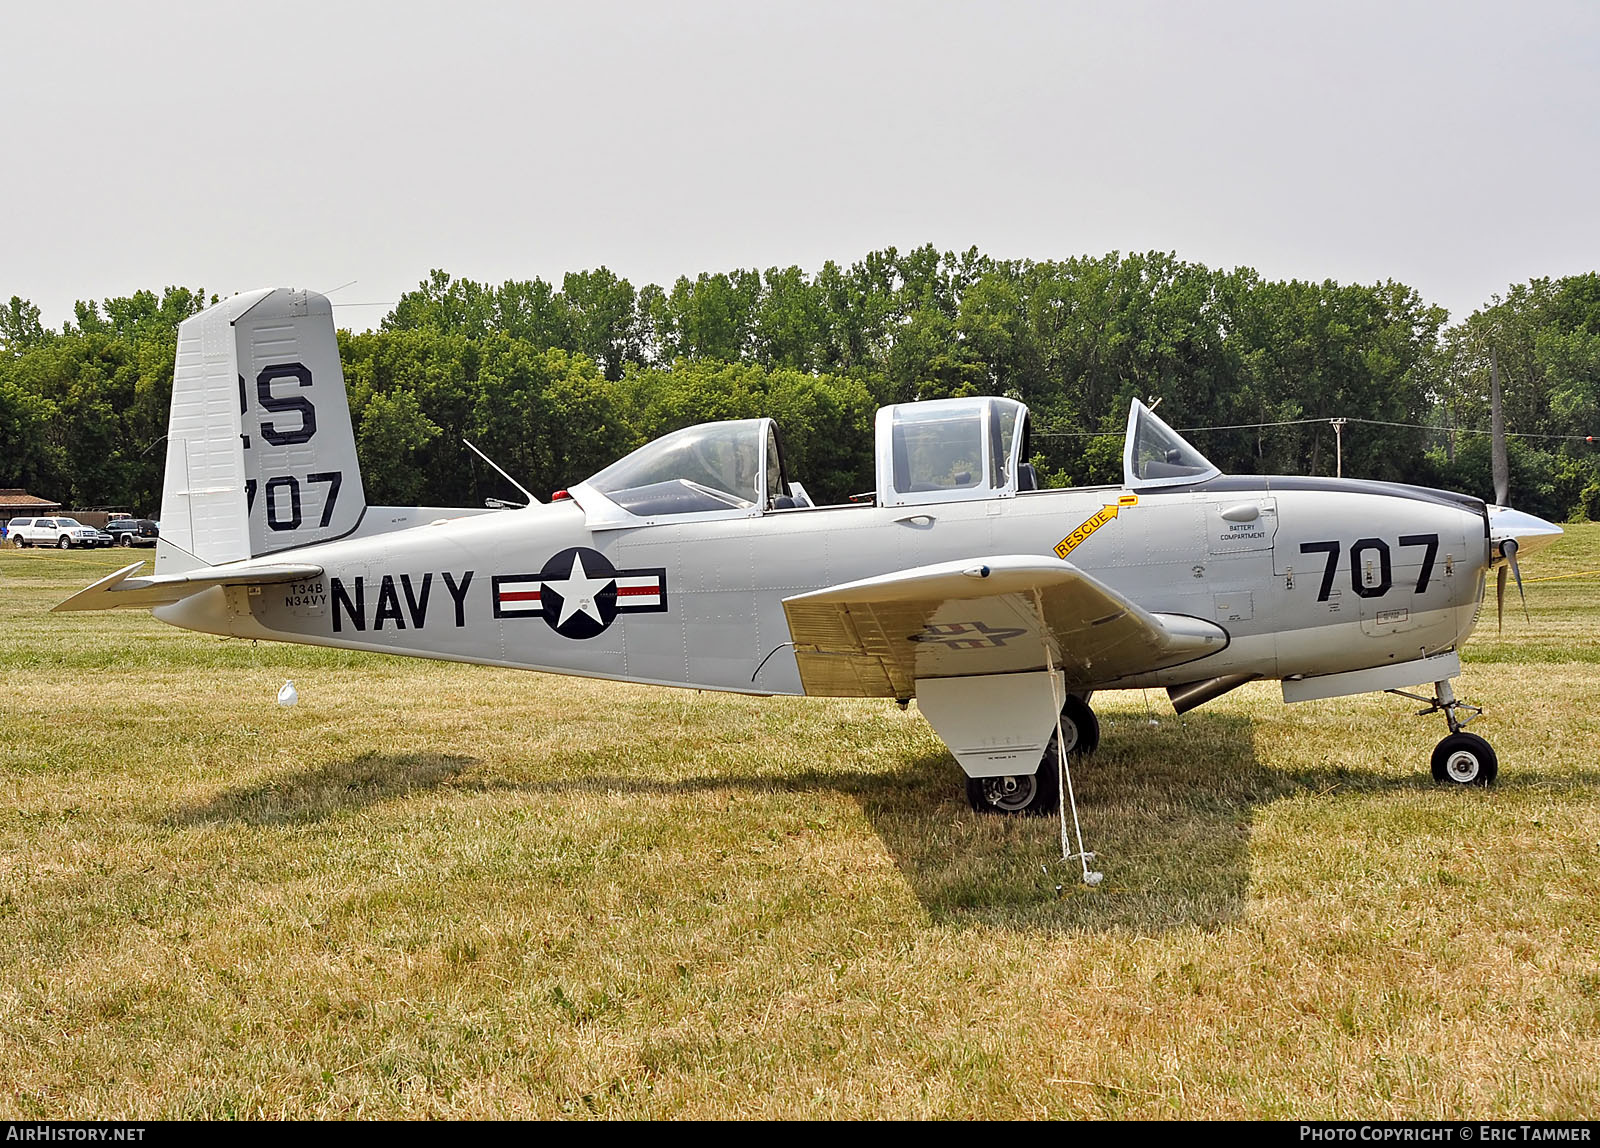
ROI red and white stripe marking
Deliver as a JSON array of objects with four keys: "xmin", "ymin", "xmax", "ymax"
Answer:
[
  {"xmin": 495, "ymin": 578, "xmax": 544, "ymax": 616},
  {"xmin": 614, "ymin": 574, "xmax": 663, "ymax": 608}
]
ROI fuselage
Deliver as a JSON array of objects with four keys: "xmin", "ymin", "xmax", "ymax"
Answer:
[{"xmin": 154, "ymin": 476, "xmax": 1492, "ymax": 698}]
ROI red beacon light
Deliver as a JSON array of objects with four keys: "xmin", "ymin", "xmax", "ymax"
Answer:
[{"xmin": 552, "ymin": 489, "xmax": 572, "ymax": 500}]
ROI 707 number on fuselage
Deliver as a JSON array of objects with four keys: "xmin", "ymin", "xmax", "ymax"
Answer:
[{"xmin": 1299, "ymin": 534, "xmax": 1441, "ymax": 600}]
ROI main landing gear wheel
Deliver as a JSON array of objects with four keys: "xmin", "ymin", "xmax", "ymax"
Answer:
[
  {"xmin": 965, "ymin": 694, "xmax": 1098, "ymax": 816},
  {"xmin": 1058, "ymin": 693, "xmax": 1100, "ymax": 757},
  {"xmin": 966, "ymin": 768, "xmax": 1058, "ymax": 815},
  {"xmin": 1431, "ymin": 732, "xmax": 1498, "ymax": 787}
]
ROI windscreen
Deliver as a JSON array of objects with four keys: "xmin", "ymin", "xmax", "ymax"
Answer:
[{"xmin": 1125, "ymin": 402, "xmax": 1218, "ymax": 487}]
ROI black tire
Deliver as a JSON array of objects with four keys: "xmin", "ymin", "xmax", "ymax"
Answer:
[
  {"xmin": 965, "ymin": 765, "xmax": 1060, "ymax": 816},
  {"xmin": 1431, "ymin": 732, "xmax": 1498, "ymax": 786},
  {"xmin": 57, "ymin": 535, "xmax": 71, "ymax": 550},
  {"xmin": 1060, "ymin": 693, "xmax": 1100, "ymax": 756},
  {"xmin": 117, "ymin": 533, "xmax": 132, "ymax": 546},
  {"xmin": 965, "ymin": 695, "xmax": 1099, "ymax": 815}
]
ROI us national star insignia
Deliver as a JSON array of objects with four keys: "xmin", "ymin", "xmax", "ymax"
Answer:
[{"xmin": 491, "ymin": 547, "xmax": 667, "ymax": 639}]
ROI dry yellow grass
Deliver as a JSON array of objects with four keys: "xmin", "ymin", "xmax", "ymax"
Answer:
[{"xmin": 1, "ymin": 530, "xmax": 1598, "ymax": 1118}]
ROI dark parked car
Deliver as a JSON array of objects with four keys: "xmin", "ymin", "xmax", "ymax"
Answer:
[{"xmin": 105, "ymin": 518, "xmax": 160, "ymax": 547}]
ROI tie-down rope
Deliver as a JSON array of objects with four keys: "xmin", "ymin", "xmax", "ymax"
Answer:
[{"xmin": 1036, "ymin": 590, "xmax": 1101, "ymax": 887}]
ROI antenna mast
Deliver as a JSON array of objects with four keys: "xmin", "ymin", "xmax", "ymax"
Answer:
[{"xmin": 464, "ymin": 440, "xmax": 540, "ymax": 507}]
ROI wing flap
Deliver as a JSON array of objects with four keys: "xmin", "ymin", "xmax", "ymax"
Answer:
[
  {"xmin": 782, "ymin": 554, "xmax": 1227, "ymax": 698},
  {"xmin": 52, "ymin": 560, "xmax": 324, "ymax": 612}
]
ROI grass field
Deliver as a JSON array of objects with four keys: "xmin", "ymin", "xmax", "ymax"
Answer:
[{"xmin": 1, "ymin": 528, "xmax": 1598, "ymax": 1119}]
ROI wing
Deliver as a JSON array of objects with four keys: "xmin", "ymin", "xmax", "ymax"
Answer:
[
  {"xmin": 782, "ymin": 554, "xmax": 1227, "ymax": 698},
  {"xmin": 51, "ymin": 559, "xmax": 324, "ymax": 612}
]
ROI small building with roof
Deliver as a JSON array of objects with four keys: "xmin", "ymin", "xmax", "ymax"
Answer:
[{"xmin": 1, "ymin": 489, "xmax": 64, "ymax": 530}]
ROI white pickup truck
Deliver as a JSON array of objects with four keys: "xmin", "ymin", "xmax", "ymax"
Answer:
[{"xmin": 5, "ymin": 516, "xmax": 111, "ymax": 549}]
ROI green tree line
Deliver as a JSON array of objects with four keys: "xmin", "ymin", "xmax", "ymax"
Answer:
[{"xmin": 3, "ymin": 248, "xmax": 1597, "ymax": 518}]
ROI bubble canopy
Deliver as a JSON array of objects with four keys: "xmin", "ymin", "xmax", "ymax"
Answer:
[
  {"xmin": 1122, "ymin": 399, "xmax": 1220, "ymax": 490},
  {"xmin": 580, "ymin": 418, "xmax": 784, "ymax": 517}
]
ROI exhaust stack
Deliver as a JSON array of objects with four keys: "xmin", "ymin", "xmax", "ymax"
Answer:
[{"xmin": 1167, "ymin": 673, "xmax": 1261, "ymax": 715}]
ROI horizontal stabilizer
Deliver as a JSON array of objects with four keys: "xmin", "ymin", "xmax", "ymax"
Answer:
[{"xmin": 52, "ymin": 559, "xmax": 323, "ymax": 613}]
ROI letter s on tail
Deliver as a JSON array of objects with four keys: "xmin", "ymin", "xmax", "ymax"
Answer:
[{"xmin": 159, "ymin": 288, "xmax": 366, "ymax": 572}]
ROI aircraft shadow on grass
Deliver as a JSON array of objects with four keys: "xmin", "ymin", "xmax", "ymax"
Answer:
[
  {"xmin": 162, "ymin": 711, "xmax": 1503, "ymax": 935},
  {"xmin": 830, "ymin": 712, "xmax": 1434, "ymax": 936},
  {"xmin": 167, "ymin": 750, "xmax": 478, "ymax": 827}
]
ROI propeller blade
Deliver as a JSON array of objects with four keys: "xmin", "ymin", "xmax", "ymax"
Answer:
[
  {"xmin": 1504, "ymin": 537, "xmax": 1530, "ymax": 623},
  {"xmin": 1491, "ymin": 347, "xmax": 1509, "ymax": 507},
  {"xmin": 1496, "ymin": 563, "xmax": 1506, "ymax": 633}
]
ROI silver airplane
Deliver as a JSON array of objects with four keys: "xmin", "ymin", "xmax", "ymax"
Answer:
[{"xmin": 58, "ymin": 288, "xmax": 1564, "ymax": 816}]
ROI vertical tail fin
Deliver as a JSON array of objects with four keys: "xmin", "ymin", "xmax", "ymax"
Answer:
[{"xmin": 158, "ymin": 288, "xmax": 367, "ymax": 571}]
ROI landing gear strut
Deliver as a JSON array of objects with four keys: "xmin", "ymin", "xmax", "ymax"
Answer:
[
  {"xmin": 1388, "ymin": 678, "xmax": 1498, "ymax": 787},
  {"xmin": 965, "ymin": 694, "xmax": 1099, "ymax": 814}
]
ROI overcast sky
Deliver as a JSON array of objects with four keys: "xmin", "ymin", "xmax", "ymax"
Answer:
[{"xmin": 3, "ymin": 0, "xmax": 1597, "ymax": 332}]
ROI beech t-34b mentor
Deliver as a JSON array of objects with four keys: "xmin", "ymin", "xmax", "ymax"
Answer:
[{"xmin": 59, "ymin": 288, "xmax": 1564, "ymax": 817}]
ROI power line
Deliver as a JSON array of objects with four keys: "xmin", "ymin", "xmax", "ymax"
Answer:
[
  {"xmin": 1033, "ymin": 417, "xmax": 1593, "ymax": 442},
  {"xmin": 1326, "ymin": 418, "xmax": 1592, "ymax": 442},
  {"xmin": 1034, "ymin": 418, "xmax": 1324, "ymax": 439}
]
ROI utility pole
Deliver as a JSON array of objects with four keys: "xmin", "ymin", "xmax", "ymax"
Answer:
[{"xmin": 1331, "ymin": 418, "xmax": 1348, "ymax": 477}]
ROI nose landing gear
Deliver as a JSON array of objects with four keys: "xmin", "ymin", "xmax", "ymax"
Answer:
[{"xmin": 1388, "ymin": 677, "xmax": 1497, "ymax": 786}]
